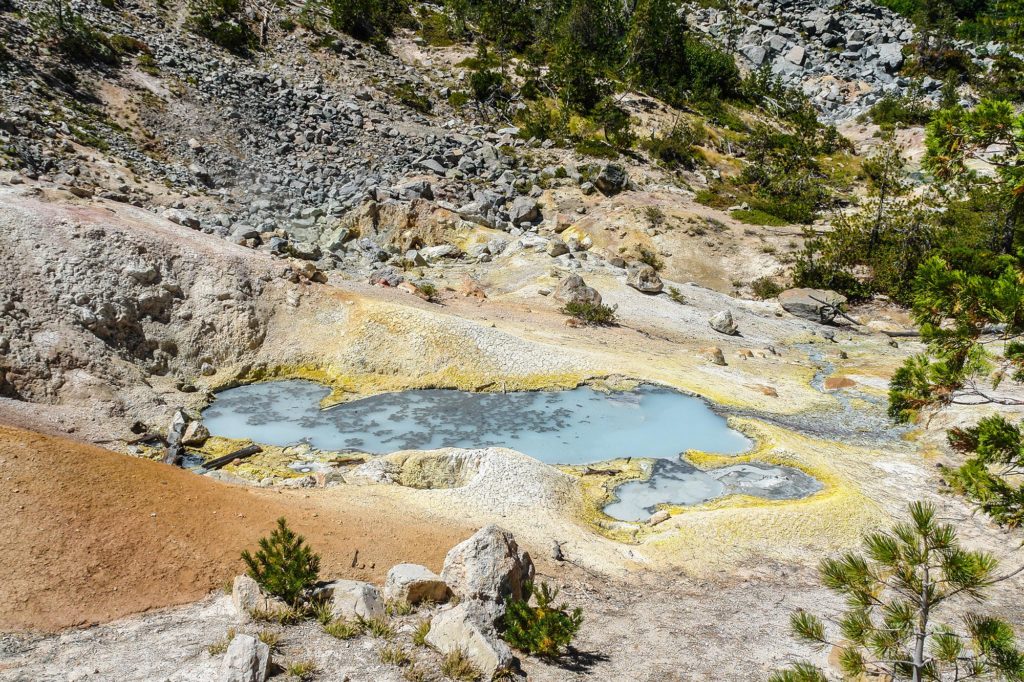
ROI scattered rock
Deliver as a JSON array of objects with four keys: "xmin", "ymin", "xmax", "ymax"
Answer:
[
  {"xmin": 181, "ymin": 421, "xmax": 210, "ymax": 447},
  {"xmin": 383, "ymin": 563, "xmax": 450, "ymax": 605},
  {"xmin": 459, "ymin": 277, "xmax": 487, "ymax": 299},
  {"xmin": 546, "ymin": 239, "xmax": 569, "ymax": 258},
  {"xmin": 648, "ymin": 510, "xmax": 670, "ymax": 526},
  {"xmin": 552, "ymin": 275, "xmax": 602, "ymax": 306},
  {"xmin": 626, "ymin": 263, "xmax": 663, "ymax": 293},
  {"xmin": 702, "ymin": 347, "xmax": 727, "ymax": 366},
  {"xmin": 709, "ymin": 310, "xmax": 739, "ymax": 336},
  {"xmin": 778, "ymin": 288, "xmax": 847, "ymax": 324},
  {"xmin": 219, "ymin": 634, "xmax": 270, "ymax": 682},
  {"xmin": 508, "ymin": 196, "xmax": 540, "ymax": 225}
]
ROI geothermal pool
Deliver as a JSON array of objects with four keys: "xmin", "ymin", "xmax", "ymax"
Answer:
[{"xmin": 203, "ymin": 381, "xmax": 821, "ymax": 521}]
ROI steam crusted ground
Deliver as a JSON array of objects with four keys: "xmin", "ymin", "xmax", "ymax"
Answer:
[{"xmin": 1, "ymin": 183, "xmax": 1022, "ymax": 681}]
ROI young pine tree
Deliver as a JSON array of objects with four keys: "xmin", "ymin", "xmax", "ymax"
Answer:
[
  {"xmin": 502, "ymin": 581, "xmax": 583, "ymax": 658},
  {"xmin": 241, "ymin": 517, "xmax": 321, "ymax": 607},
  {"xmin": 947, "ymin": 415, "xmax": 1024, "ymax": 527},
  {"xmin": 770, "ymin": 502, "xmax": 1024, "ymax": 682}
]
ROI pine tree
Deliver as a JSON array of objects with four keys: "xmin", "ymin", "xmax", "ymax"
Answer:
[
  {"xmin": 770, "ymin": 502, "xmax": 1024, "ymax": 682},
  {"xmin": 241, "ymin": 517, "xmax": 321, "ymax": 607},
  {"xmin": 947, "ymin": 415, "xmax": 1024, "ymax": 526},
  {"xmin": 501, "ymin": 581, "xmax": 583, "ymax": 658}
]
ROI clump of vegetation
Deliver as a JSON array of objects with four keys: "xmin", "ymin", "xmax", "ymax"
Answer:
[
  {"xmin": 731, "ymin": 208, "xmax": 788, "ymax": 227},
  {"xmin": 389, "ymin": 83, "xmax": 432, "ymax": 113},
  {"xmin": 323, "ymin": 617, "xmax": 362, "ymax": 640},
  {"xmin": 241, "ymin": 517, "xmax": 321, "ymax": 608},
  {"xmin": 561, "ymin": 301, "xmax": 617, "ymax": 325},
  {"xmin": 415, "ymin": 281, "xmax": 438, "ymax": 302},
  {"xmin": 643, "ymin": 119, "xmax": 704, "ymax": 169},
  {"xmin": 750, "ymin": 277, "xmax": 783, "ymax": 300},
  {"xmin": 359, "ymin": 615, "xmax": 396, "ymax": 640},
  {"xmin": 667, "ymin": 286, "xmax": 686, "ymax": 304},
  {"xmin": 770, "ymin": 501, "xmax": 1024, "ymax": 682},
  {"xmin": 635, "ymin": 245, "xmax": 663, "ymax": 270},
  {"xmin": 321, "ymin": 0, "xmax": 408, "ymax": 47},
  {"xmin": 285, "ymin": 660, "xmax": 318, "ymax": 680},
  {"xmin": 643, "ymin": 206, "xmax": 666, "ymax": 230},
  {"xmin": 256, "ymin": 629, "xmax": 281, "ymax": 651},
  {"xmin": 39, "ymin": 0, "xmax": 119, "ymax": 65},
  {"xmin": 385, "ymin": 599, "xmax": 414, "ymax": 616},
  {"xmin": 439, "ymin": 648, "xmax": 480, "ymax": 681},
  {"xmin": 864, "ymin": 91, "xmax": 932, "ymax": 129},
  {"xmin": 412, "ymin": 619, "xmax": 431, "ymax": 647},
  {"xmin": 501, "ymin": 581, "xmax": 583, "ymax": 658},
  {"xmin": 379, "ymin": 644, "xmax": 412, "ymax": 667},
  {"xmin": 250, "ymin": 605, "xmax": 305, "ymax": 625},
  {"xmin": 206, "ymin": 627, "xmax": 236, "ymax": 655},
  {"xmin": 186, "ymin": 0, "xmax": 254, "ymax": 54}
]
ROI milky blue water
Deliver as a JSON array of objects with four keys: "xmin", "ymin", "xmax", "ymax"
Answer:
[
  {"xmin": 202, "ymin": 381, "xmax": 751, "ymax": 463},
  {"xmin": 202, "ymin": 381, "xmax": 821, "ymax": 521}
]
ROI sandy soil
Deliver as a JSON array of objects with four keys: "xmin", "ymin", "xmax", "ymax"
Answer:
[{"xmin": 0, "ymin": 425, "xmax": 470, "ymax": 632}]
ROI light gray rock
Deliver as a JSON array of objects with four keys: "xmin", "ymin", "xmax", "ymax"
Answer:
[
  {"xmin": 626, "ymin": 263, "xmax": 663, "ymax": 293},
  {"xmin": 508, "ymin": 196, "xmax": 540, "ymax": 224},
  {"xmin": 709, "ymin": 310, "xmax": 738, "ymax": 336},
  {"xmin": 440, "ymin": 525, "xmax": 534, "ymax": 611},
  {"xmin": 546, "ymin": 239, "xmax": 569, "ymax": 258},
  {"xmin": 552, "ymin": 275, "xmax": 602, "ymax": 306},
  {"xmin": 425, "ymin": 603, "xmax": 514, "ymax": 680},
  {"xmin": 231, "ymin": 575, "xmax": 289, "ymax": 622},
  {"xmin": 181, "ymin": 421, "xmax": 209, "ymax": 447},
  {"xmin": 321, "ymin": 579, "xmax": 385, "ymax": 621},
  {"xmin": 219, "ymin": 634, "xmax": 270, "ymax": 682},
  {"xmin": 383, "ymin": 563, "xmax": 450, "ymax": 605}
]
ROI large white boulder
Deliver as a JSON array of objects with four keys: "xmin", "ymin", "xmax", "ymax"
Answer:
[
  {"xmin": 320, "ymin": 579, "xmax": 385, "ymax": 621},
  {"xmin": 441, "ymin": 525, "xmax": 534, "ymax": 611},
  {"xmin": 425, "ymin": 603, "xmax": 514, "ymax": 680},
  {"xmin": 383, "ymin": 563, "xmax": 450, "ymax": 605},
  {"xmin": 219, "ymin": 634, "xmax": 270, "ymax": 682}
]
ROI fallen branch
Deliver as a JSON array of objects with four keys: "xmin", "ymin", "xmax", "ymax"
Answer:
[{"xmin": 202, "ymin": 444, "xmax": 262, "ymax": 470}]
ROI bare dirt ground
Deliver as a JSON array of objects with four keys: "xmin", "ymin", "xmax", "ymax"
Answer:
[{"xmin": 0, "ymin": 424, "xmax": 470, "ymax": 632}]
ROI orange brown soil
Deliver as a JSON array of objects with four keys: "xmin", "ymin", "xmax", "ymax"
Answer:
[{"xmin": 0, "ymin": 424, "xmax": 469, "ymax": 633}]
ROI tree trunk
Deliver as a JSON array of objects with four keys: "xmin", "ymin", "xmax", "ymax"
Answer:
[{"xmin": 913, "ymin": 564, "xmax": 930, "ymax": 682}]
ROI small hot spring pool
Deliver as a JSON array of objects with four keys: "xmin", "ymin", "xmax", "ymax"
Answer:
[{"xmin": 202, "ymin": 381, "xmax": 821, "ymax": 521}]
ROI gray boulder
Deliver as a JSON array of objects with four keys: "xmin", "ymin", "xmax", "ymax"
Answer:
[
  {"xmin": 595, "ymin": 163, "xmax": 628, "ymax": 195},
  {"xmin": 508, "ymin": 196, "xmax": 540, "ymax": 225},
  {"xmin": 709, "ymin": 310, "xmax": 739, "ymax": 336},
  {"xmin": 319, "ymin": 579, "xmax": 386, "ymax": 621},
  {"xmin": 778, "ymin": 288, "xmax": 847, "ymax": 324},
  {"xmin": 552, "ymin": 275, "xmax": 602, "ymax": 306},
  {"xmin": 440, "ymin": 525, "xmax": 534, "ymax": 614},
  {"xmin": 425, "ymin": 603, "xmax": 514, "ymax": 681},
  {"xmin": 626, "ymin": 263, "xmax": 663, "ymax": 293},
  {"xmin": 383, "ymin": 563, "xmax": 450, "ymax": 605},
  {"xmin": 219, "ymin": 634, "xmax": 270, "ymax": 682}
]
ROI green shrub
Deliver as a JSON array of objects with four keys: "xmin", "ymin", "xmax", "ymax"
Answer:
[
  {"xmin": 241, "ymin": 517, "xmax": 321, "ymax": 608},
  {"xmin": 643, "ymin": 119, "xmax": 704, "ymax": 169},
  {"xmin": 359, "ymin": 615, "xmax": 396, "ymax": 639},
  {"xmin": 501, "ymin": 581, "xmax": 582, "ymax": 658},
  {"xmin": 592, "ymin": 98, "xmax": 633, "ymax": 148},
  {"xmin": 108, "ymin": 34, "xmax": 150, "ymax": 55},
  {"xmin": 412, "ymin": 618, "xmax": 430, "ymax": 646},
  {"xmin": 323, "ymin": 0, "xmax": 408, "ymax": 46},
  {"xmin": 636, "ymin": 245, "xmax": 663, "ymax": 270},
  {"xmin": 389, "ymin": 83, "xmax": 432, "ymax": 113},
  {"xmin": 39, "ymin": 4, "xmax": 119, "ymax": 65},
  {"xmin": 206, "ymin": 628, "xmax": 236, "ymax": 655},
  {"xmin": 865, "ymin": 92, "xmax": 932, "ymax": 128},
  {"xmin": 573, "ymin": 138, "xmax": 619, "ymax": 159},
  {"xmin": 561, "ymin": 301, "xmax": 617, "ymax": 325},
  {"xmin": 379, "ymin": 644, "xmax": 412, "ymax": 666},
  {"xmin": 750, "ymin": 276, "xmax": 783, "ymax": 299},
  {"xmin": 186, "ymin": 0, "xmax": 254, "ymax": 54},
  {"xmin": 731, "ymin": 208, "xmax": 788, "ymax": 226}
]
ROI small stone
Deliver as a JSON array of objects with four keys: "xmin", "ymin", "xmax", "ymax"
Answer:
[
  {"xmin": 648, "ymin": 510, "xmax": 670, "ymax": 526},
  {"xmin": 383, "ymin": 563, "xmax": 450, "ymax": 605},
  {"xmin": 218, "ymin": 634, "xmax": 270, "ymax": 682},
  {"xmin": 702, "ymin": 347, "xmax": 727, "ymax": 366},
  {"xmin": 709, "ymin": 310, "xmax": 738, "ymax": 335}
]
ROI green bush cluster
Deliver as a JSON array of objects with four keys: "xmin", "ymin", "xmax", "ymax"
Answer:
[
  {"xmin": 241, "ymin": 517, "xmax": 321, "ymax": 608},
  {"xmin": 561, "ymin": 301, "xmax": 617, "ymax": 325},
  {"xmin": 501, "ymin": 582, "xmax": 583, "ymax": 658},
  {"xmin": 186, "ymin": 0, "xmax": 255, "ymax": 54}
]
